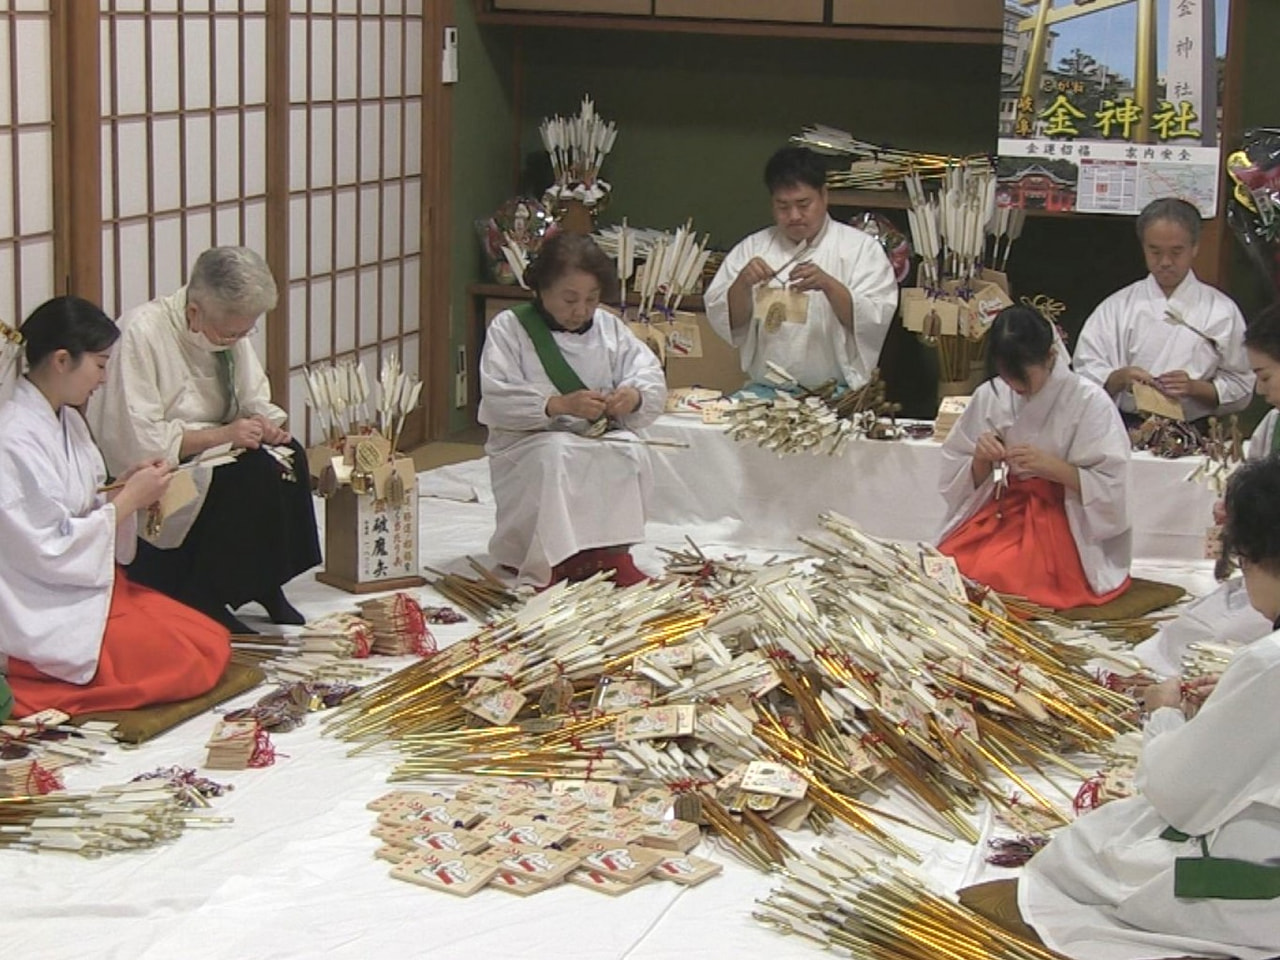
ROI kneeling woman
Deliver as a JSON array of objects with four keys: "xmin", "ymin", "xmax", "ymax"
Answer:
[
  {"xmin": 0, "ymin": 297, "xmax": 230, "ymax": 717},
  {"xmin": 937, "ymin": 305, "xmax": 1132, "ymax": 609},
  {"xmin": 479, "ymin": 233, "xmax": 667, "ymax": 587},
  {"xmin": 967, "ymin": 457, "xmax": 1280, "ymax": 960}
]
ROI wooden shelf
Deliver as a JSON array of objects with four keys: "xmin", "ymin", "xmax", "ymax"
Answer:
[
  {"xmin": 475, "ymin": 8, "xmax": 1000, "ymax": 45},
  {"xmin": 827, "ymin": 187, "xmax": 1132, "ymax": 221},
  {"xmin": 469, "ymin": 283, "xmax": 706, "ymax": 312},
  {"xmin": 827, "ymin": 188, "xmax": 910, "ymax": 210}
]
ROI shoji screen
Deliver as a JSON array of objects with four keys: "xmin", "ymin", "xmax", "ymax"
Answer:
[
  {"xmin": 98, "ymin": 0, "xmax": 270, "ymax": 358},
  {"xmin": 287, "ymin": 1, "xmax": 425, "ymax": 445},
  {"xmin": 0, "ymin": 1, "xmax": 55, "ymax": 328}
]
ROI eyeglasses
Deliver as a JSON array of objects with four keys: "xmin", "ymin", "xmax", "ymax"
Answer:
[{"xmin": 207, "ymin": 324, "xmax": 258, "ymax": 345}]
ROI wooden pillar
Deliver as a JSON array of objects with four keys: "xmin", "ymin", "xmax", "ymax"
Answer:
[
  {"xmin": 264, "ymin": 0, "xmax": 291, "ymax": 406},
  {"xmin": 52, "ymin": 1, "xmax": 101, "ymax": 302},
  {"xmin": 422, "ymin": 0, "xmax": 455, "ymax": 442}
]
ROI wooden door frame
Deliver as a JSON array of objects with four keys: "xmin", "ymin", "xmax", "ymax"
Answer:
[{"xmin": 419, "ymin": 0, "xmax": 455, "ymax": 444}]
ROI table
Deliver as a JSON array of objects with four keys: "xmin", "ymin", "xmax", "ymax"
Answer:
[{"xmin": 646, "ymin": 416, "xmax": 1218, "ymax": 561}]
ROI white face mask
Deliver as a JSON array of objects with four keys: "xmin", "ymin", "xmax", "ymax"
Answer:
[{"xmin": 182, "ymin": 319, "xmax": 232, "ymax": 354}]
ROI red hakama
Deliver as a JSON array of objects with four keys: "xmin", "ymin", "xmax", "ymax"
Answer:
[
  {"xmin": 7, "ymin": 570, "xmax": 231, "ymax": 717},
  {"xmin": 938, "ymin": 476, "xmax": 1130, "ymax": 610}
]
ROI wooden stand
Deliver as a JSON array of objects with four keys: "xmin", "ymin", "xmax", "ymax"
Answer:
[{"xmin": 315, "ymin": 458, "xmax": 427, "ymax": 594}]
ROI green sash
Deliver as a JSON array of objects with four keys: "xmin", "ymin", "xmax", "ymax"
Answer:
[
  {"xmin": 1270, "ymin": 413, "xmax": 1280, "ymax": 457},
  {"xmin": 0, "ymin": 674, "xmax": 12, "ymax": 721},
  {"xmin": 216, "ymin": 348, "xmax": 239, "ymax": 423},
  {"xmin": 1161, "ymin": 825, "xmax": 1280, "ymax": 900},
  {"xmin": 512, "ymin": 301, "xmax": 589, "ymax": 396}
]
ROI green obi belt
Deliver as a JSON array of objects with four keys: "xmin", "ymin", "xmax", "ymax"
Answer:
[{"xmin": 1162, "ymin": 825, "xmax": 1280, "ymax": 900}]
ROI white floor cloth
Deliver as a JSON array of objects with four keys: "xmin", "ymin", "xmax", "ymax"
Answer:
[{"xmin": 3, "ymin": 443, "xmax": 1221, "ymax": 960}]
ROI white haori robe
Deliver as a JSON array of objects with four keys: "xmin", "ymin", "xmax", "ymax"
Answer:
[
  {"xmin": 1020, "ymin": 629, "xmax": 1280, "ymax": 960},
  {"xmin": 1135, "ymin": 408, "xmax": 1280, "ymax": 675},
  {"xmin": 704, "ymin": 216, "xmax": 898, "ymax": 391},
  {"xmin": 937, "ymin": 347, "xmax": 1132, "ymax": 595},
  {"xmin": 87, "ymin": 286, "xmax": 286, "ymax": 548},
  {"xmin": 0, "ymin": 379, "xmax": 137, "ymax": 684},
  {"xmin": 1073, "ymin": 272, "xmax": 1253, "ymax": 421},
  {"xmin": 479, "ymin": 307, "xmax": 667, "ymax": 586}
]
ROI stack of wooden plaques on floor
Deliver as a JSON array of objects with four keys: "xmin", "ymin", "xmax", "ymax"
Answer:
[{"xmin": 369, "ymin": 784, "xmax": 721, "ymax": 898}]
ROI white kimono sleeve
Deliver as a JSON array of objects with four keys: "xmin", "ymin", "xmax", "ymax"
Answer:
[
  {"xmin": 937, "ymin": 383, "xmax": 1003, "ymax": 538},
  {"xmin": 1248, "ymin": 409, "xmax": 1279, "ymax": 460},
  {"xmin": 478, "ymin": 313, "xmax": 556, "ymax": 433},
  {"xmin": 703, "ymin": 239, "xmax": 756, "ymax": 351},
  {"xmin": 97, "ymin": 324, "xmax": 187, "ymax": 470},
  {"xmin": 1071, "ymin": 303, "xmax": 1123, "ymax": 392},
  {"xmin": 1063, "ymin": 389, "xmax": 1131, "ymax": 541},
  {"xmin": 1138, "ymin": 637, "xmax": 1280, "ymax": 836},
  {"xmin": 233, "ymin": 340, "xmax": 287, "ymax": 425},
  {"xmin": 1209, "ymin": 301, "xmax": 1254, "ymax": 415},
  {"xmin": 612, "ymin": 327, "xmax": 667, "ymax": 432},
  {"xmin": 839, "ymin": 241, "xmax": 899, "ymax": 385}
]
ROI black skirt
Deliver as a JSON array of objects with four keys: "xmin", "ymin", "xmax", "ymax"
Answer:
[{"xmin": 128, "ymin": 439, "xmax": 322, "ymax": 610}]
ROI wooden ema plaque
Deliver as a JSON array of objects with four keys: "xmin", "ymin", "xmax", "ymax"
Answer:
[{"xmin": 316, "ymin": 456, "xmax": 427, "ymax": 594}]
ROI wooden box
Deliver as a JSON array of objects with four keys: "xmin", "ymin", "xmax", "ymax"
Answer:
[
  {"xmin": 493, "ymin": 0, "xmax": 651, "ymax": 13},
  {"xmin": 655, "ymin": 0, "xmax": 823, "ymax": 21},
  {"xmin": 315, "ymin": 457, "xmax": 427, "ymax": 594},
  {"xmin": 832, "ymin": 0, "xmax": 1001, "ymax": 29}
]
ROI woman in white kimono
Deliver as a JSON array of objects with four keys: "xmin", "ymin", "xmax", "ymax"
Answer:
[
  {"xmin": 1073, "ymin": 197, "xmax": 1253, "ymax": 424},
  {"xmin": 479, "ymin": 233, "xmax": 667, "ymax": 587},
  {"xmin": 938, "ymin": 305, "xmax": 1132, "ymax": 609},
  {"xmin": 0, "ymin": 297, "xmax": 229, "ymax": 717},
  {"xmin": 1136, "ymin": 301, "xmax": 1280, "ymax": 675},
  {"xmin": 963, "ymin": 456, "xmax": 1280, "ymax": 960}
]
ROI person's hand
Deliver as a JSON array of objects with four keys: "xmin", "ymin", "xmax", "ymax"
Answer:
[
  {"xmin": 223, "ymin": 417, "xmax": 266, "ymax": 450},
  {"xmin": 116, "ymin": 457, "xmax": 168, "ymax": 484},
  {"xmin": 252, "ymin": 414, "xmax": 291, "ymax": 445},
  {"xmin": 1120, "ymin": 366, "xmax": 1157, "ymax": 390},
  {"xmin": 732, "ymin": 257, "xmax": 775, "ymax": 290},
  {"xmin": 547, "ymin": 390, "xmax": 608, "ymax": 420},
  {"xmin": 1139, "ymin": 677, "xmax": 1182, "ymax": 712},
  {"xmin": 1179, "ymin": 675, "xmax": 1219, "ymax": 718},
  {"xmin": 973, "ymin": 431, "xmax": 1007, "ymax": 465},
  {"xmin": 1154, "ymin": 369, "xmax": 1193, "ymax": 398},
  {"xmin": 1212, "ymin": 498, "xmax": 1226, "ymax": 525},
  {"xmin": 1006, "ymin": 443, "xmax": 1058, "ymax": 478},
  {"xmin": 787, "ymin": 261, "xmax": 832, "ymax": 294},
  {"xmin": 115, "ymin": 462, "xmax": 173, "ymax": 514},
  {"xmin": 604, "ymin": 386, "xmax": 641, "ymax": 419}
]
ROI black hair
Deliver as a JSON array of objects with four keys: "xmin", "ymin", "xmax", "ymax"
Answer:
[
  {"xmin": 20, "ymin": 295, "xmax": 119, "ymax": 369},
  {"xmin": 764, "ymin": 146, "xmax": 827, "ymax": 194},
  {"xmin": 1135, "ymin": 196, "xmax": 1201, "ymax": 245},
  {"xmin": 1244, "ymin": 300, "xmax": 1280, "ymax": 364},
  {"xmin": 524, "ymin": 232, "xmax": 618, "ymax": 301},
  {"xmin": 1223, "ymin": 456, "xmax": 1280, "ymax": 575},
  {"xmin": 984, "ymin": 304, "xmax": 1055, "ymax": 384}
]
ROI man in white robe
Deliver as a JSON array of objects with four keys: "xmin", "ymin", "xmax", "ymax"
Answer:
[
  {"xmin": 480, "ymin": 306, "xmax": 666, "ymax": 587},
  {"xmin": 704, "ymin": 146, "xmax": 898, "ymax": 393},
  {"xmin": 89, "ymin": 247, "xmax": 320, "ymax": 633},
  {"xmin": 939, "ymin": 335, "xmax": 1132, "ymax": 599},
  {"xmin": 1073, "ymin": 198, "xmax": 1252, "ymax": 422}
]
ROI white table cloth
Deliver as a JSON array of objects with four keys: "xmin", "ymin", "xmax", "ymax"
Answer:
[{"xmin": 646, "ymin": 416, "xmax": 1219, "ymax": 561}]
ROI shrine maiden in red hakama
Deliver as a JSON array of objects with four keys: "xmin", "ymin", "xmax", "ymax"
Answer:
[{"xmin": 937, "ymin": 306, "xmax": 1132, "ymax": 610}]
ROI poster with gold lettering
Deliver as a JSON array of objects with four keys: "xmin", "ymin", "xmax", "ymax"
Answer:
[{"xmin": 997, "ymin": 0, "xmax": 1228, "ymax": 216}]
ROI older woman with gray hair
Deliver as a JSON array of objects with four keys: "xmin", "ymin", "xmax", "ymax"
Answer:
[{"xmin": 89, "ymin": 247, "xmax": 320, "ymax": 633}]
